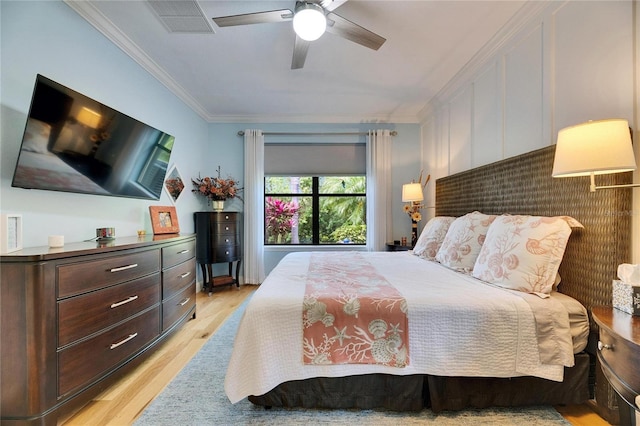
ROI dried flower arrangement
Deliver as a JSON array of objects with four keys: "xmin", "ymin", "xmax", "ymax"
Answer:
[{"xmin": 191, "ymin": 166, "xmax": 242, "ymax": 201}]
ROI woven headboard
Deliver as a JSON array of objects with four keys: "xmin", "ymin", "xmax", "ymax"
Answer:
[{"xmin": 435, "ymin": 145, "xmax": 632, "ymax": 327}]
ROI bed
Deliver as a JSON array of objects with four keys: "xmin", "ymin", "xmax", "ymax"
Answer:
[
  {"xmin": 12, "ymin": 118, "xmax": 109, "ymax": 194},
  {"xmin": 224, "ymin": 145, "xmax": 632, "ymax": 414}
]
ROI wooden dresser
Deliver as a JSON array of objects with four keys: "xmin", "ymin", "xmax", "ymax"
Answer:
[
  {"xmin": 593, "ymin": 306, "xmax": 640, "ymax": 426},
  {"xmin": 194, "ymin": 212, "xmax": 241, "ymax": 293},
  {"xmin": 0, "ymin": 234, "xmax": 196, "ymax": 425}
]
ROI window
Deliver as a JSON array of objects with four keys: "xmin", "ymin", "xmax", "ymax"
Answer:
[
  {"xmin": 137, "ymin": 132, "xmax": 174, "ymax": 196},
  {"xmin": 265, "ymin": 176, "xmax": 366, "ymax": 245}
]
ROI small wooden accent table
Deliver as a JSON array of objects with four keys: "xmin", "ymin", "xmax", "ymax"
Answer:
[
  {"xmin": 194, "ymin": 212, "xmax": 241, "ymax": 295},
  {"xmin": 592, "ymin": 306, "xmax": 640, "ymax": 426}
]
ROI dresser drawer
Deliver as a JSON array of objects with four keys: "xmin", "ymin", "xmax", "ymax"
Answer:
[
  {"xmin": 58, "ymin": 249, "xmax": 160, "ymax": 298},
  {"xmin": 598, "ymin": 326, "xmax": 640, "ymax": 396},
  {"xmin": 163, "ymin": 257, "xmax": 196, "ymax": 299},
  {"xmin": 58, "ymin": 307, "xmax": 160, "ymax": 397},
  {"xmin": 212, "ymin": 244, "xmax": 239, "ymax": 262},
  {"xmin": 58, "ymin": 273, "xmax": 161, "ymax": 347},
  {"xmin": 216, "ymin": 234, "xmax": 237, "ymax": 246},
  {"xmin": 162, "ymin": 239, "xmax": 195, "ymax": 270},
  {"xmin": 214, "ymin": 221, "xmax": 237, "ymax": 236},
  {"xmin": 162, "ymin": 283, "xmax": 195, "ymax": 332},
  {"xmin": 215, "ymin": 212, "xmax": 237, "ymax": 224}
]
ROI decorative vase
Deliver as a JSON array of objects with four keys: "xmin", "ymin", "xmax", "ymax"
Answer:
[
  {"xmin": 212, "ymin": 200, "xmax": 224, "ymax": 212},
  {"xmin": 411, "ymin": 219, "xmax": 418, "ymax": 247}
]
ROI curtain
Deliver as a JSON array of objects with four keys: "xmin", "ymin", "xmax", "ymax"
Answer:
[
  {"xmin": 243, "ymin": 129, "xmax": 265, "ymax": 284},
  {"xmin": 366, "ymin": 129, "xmax": 392, "ymax": 251}
]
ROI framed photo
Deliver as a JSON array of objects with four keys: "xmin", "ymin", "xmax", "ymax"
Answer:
[
  {"xmin": 1, "ymin": 214, "xmax": 23, "ymax": 253},
  {"xmin": 149, "ymin": 206, "xmax": 180, "ymax": 235},
  {"xmin": 164, "ymin": 164, "xmax": 185, "ymax": 205}
]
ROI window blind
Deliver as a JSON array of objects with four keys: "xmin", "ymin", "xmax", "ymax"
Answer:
[{"xmin": 264, "ymin": 143, "xmax": 365, "ymax": 176}]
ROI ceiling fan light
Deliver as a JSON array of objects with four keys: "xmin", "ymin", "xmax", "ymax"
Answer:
[{"xmin": 293, "ymin": 3, "xmax": 326, "ymax": 41}]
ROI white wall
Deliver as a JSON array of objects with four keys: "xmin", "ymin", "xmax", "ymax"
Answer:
[
  {"xmin": 421, "ymin": 0, "xmax": 639, "ymax": 262},
  {"xmin": 0, "ymin": 1, "xmax": 209, "ymax": 248}
]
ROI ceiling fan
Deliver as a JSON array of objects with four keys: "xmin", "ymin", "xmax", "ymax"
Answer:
[{"xmin": 212, "ymin": 0, "xmax": 386, "ymax": 69}]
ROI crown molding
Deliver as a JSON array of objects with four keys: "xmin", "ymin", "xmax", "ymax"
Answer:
[
  {"xmin": 64, "ymin": 0, "xmax": 211, "ymax": 121},
  {"xmin": 65, "ymin": 1, "xmax": 421, "ymax": 124},
  {"xmin": 417, "ymin": 0, "xmax": 554, "ymax": 124},
  {"xmin": 206, "ymin": 113, "xmax": 420, "ymax": 124}
]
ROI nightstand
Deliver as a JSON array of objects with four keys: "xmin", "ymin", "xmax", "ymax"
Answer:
[
  {"xmin": 194, "ymin": 212, "xmax": 242, "ymax": 295},
  {"xmin": 386, "ymin": 242, "xmax": 411, "ymax": 252},
  {"xmin": 592, "ymin": 306, "xmax": 640, "ymax": 426}
]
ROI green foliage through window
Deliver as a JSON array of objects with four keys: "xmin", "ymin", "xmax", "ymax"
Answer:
[{"xmin": 265, "ymin": 176, "xmax": 366, "ymax": 245}]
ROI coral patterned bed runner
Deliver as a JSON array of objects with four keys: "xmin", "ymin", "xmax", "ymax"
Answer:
[{"xmin": 302, "ymin": 252, "xmax": 409, "ymax": 367}]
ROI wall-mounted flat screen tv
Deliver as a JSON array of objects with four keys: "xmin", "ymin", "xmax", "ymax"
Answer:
[{"xmin": 12, "ymin": 74, "xmax": 175, "ymax": 200}]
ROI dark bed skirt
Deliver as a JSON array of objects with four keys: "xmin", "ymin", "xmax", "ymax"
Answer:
[{"xmin": 248, "ymin": 352, "xmax": 590, "ymax": 412}]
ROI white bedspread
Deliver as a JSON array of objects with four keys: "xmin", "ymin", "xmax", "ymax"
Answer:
[{"xmin": 225, "ymin": 252, "xmax": 577, "ymax": 404}]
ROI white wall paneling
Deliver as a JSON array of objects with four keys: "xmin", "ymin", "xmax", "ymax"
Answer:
[
  {"xmin": 437, "ymin": 105, "xmax": 451, "ymax": 180},
  {"xmin": 421, "ymin": 117, "xmax": 437, "ymax": 219},
  {"xmin": 472, "ymin": 61, "xmax": 502, "ymax": 167},
  {"xmin": 448, "ymin": 86, "xmax": 473, "ymax": 174},
  {"xmin": 420, "ymin": 0, "xmax": 638, "ymax": 261},
  {"xmin": 553, "ymin": 1, "xmax": 634, "ymax": 131},
  {"xmin": 634, "ymin": 0, "xmax": 640, "ymax": 263},
  {"xmin": 504, "ymin": 23, "xmax": 544, "ymax": 158}
]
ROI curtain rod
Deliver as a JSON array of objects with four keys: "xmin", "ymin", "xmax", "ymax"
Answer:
[{"xmin": 236, "ymin": 130, "xmax": 397, "ymax": 137}]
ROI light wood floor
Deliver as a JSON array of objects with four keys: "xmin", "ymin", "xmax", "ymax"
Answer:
[
  {"xmin": 59, "ymin": 285, "xmax": 256, "ymax": 425},
  {"xmin": 60, "ymin": 284, "xmax": 610, "ymax": 426}
]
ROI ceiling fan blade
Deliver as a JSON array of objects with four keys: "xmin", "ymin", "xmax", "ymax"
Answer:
[
  {"xmin": 213, "ymin": 9, "xmax": 293, "ymax": 27},
  {"xmin": 325, "ymin": 12, "xmax": 386, "ymax": 51},
  {"xmin": 319, "ymin": 0, "xmax": 348, "ymax": 12},
  {"xmin": 291, "ymin": 35, "xmax": 311, "ymax": 69}
]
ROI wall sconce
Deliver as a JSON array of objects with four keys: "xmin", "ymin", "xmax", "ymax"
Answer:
[
  {"xmin": 402, "ymin": 182, "xmax": 424, "ymax": 247},
  {"xmin": 552, "ymin": 119, "xmax": 637, "ymax": 191}
]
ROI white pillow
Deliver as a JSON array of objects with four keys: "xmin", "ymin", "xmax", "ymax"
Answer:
[
  {"xmin": 435, "ymin": 211, "xmax": 497, "ymax": 272},
  {"xmin": 472, "ymin": 215, "xmax": 581, "ymax": 296},
  {"xmin": 412, "ymin": 216, "xmax": 455, "ymax": 260},
  {"xmin": 21, "ymin": 119, "xmax": 51, "ymax": 154}
]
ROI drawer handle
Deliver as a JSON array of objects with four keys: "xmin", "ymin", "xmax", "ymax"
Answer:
[
  {"xmin": 177, "ymin": 249, "xmax": 190, "ymax": 254},
  {"xmin": 110, "ymin": 333, "xmax": 138, "ymax": 350},
  {"xmin": 597, "ymin": 341, "xmax": 613, "ymax": 351},
  {"xmin": 225, "ymin": 215, "xmax": 229, "ymax": 220},
  {"xmin": 225, "ymin": 226, "xmax": 229, "ymax": 231},
  {"xmin": 180, "ymin": 271, "xmax": 192, "ymax": 279},
  {"xmin": 110, "ymin": 295, "xmax": 139, "ymax": 308},
  {"xmin": 179, "ymin": 297, "xmax": 191, "ymax": 307},
  {"xmin": 110, "ymin": 263, "xmax": 138, "ymax": 273},
  {"xmin": 225, "ymin": 251, "xmax": 230, "ymax": 255},
  {"xmin": 225, "ymin": 238, "xmax": 230, "ymax": 243}
]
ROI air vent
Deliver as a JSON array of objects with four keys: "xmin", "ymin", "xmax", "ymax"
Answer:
[{"xmin": 147, "ymin": 0, "xmax": 214, "ymax": 33}]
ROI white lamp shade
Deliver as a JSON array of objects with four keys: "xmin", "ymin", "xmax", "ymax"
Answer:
[
  {"xmin": 552, "ymin": 119, "xmax": 636, "ymax": 177},
  {"xmin": 402, "ymin": 183, "xmax": 424, "ymax": 202},
  {"xmin": 292, "ymin": 3, "xmax": 326, "ymax": 41},
  {"xmin": 76, "ymin": 107, "xmax": 101, "ymax": 128}
]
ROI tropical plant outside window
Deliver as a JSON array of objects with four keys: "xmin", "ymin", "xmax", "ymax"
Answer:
[{"xmin": 265, "ymin": 176, "xmax": 366, "ymax": 245}]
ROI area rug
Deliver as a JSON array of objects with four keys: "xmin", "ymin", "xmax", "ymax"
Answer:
[{"xmin": 134, "ymin": 298, "xmax": 570, "ymax": 426}]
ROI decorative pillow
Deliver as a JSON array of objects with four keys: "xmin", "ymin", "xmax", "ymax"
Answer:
[
  {"xmin": 412, "ymin": 216, "xmax": 455, "ymax": 260},
  {"xmin": 435, "ymin": 211, "xmax": 497, "ymax": 272},
  {"xmin": 21, "ymin": 119, "xmax": 51, "ymax": 154},
  {"xmin": 472, "ymin": 215, "xmax": 582, "ymax": 296}
]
